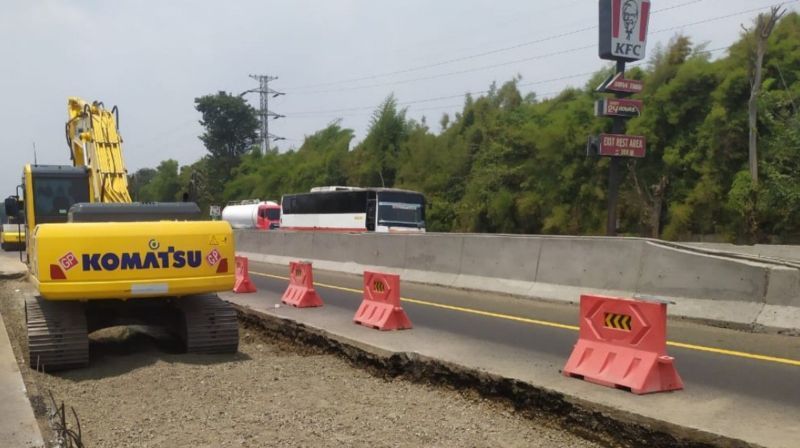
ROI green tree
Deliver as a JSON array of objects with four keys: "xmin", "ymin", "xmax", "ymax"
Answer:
[
  {"xmin": 177, "ymin": 157, "xmax": 215, "ymax": 211},
  {"xmin": 128, "ymin": 167, "xmax": 156, "ymax": 201},
  {"xmin": 222, "ymin": 122, "xmax": 354, "ymax": 203},
  {"xmin": 348, "ymin": 95, "xmax": 409, "ymax": 187},
  {"xmin": 139, "ymin": 160, "xmax": 181, "ymax": 202},
  {"xmin": 194, "ymin": 92, "xmax": 259, "ymax": 200}
]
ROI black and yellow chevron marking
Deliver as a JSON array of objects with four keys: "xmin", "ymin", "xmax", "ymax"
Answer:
[
  {"xmin": 373, "ymin": 280, "xmax": 386, "ymax": 293},
  {"xmin": 604, "ymin": 313, "xmax": 632, "ymax": 331}
]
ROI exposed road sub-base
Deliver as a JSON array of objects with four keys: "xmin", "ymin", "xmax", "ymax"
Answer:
[
  {"xmin": 233, "ymin": 303, "xmax": 745, "ymax": 448},
  {"xmin": 0, "ymin": 279, "xmax": 598, "ymax": 448}
]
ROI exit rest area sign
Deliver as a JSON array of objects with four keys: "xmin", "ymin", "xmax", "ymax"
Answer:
[
  {"xmin": 599, "ymin": 133, "xmax": 646, "ymax": 158},
  {"xmin": 599, "ymin": 0, "xmax": 651, "ymax": 62}
]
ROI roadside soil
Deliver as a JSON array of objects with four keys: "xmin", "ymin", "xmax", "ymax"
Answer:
[{"xmin": 0, "ymin": 279, "xmax": 599, "ymax": 448}]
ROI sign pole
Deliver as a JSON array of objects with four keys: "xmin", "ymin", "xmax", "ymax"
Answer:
[
  {"xmin": 606, "ymin": 60, "xmax": 626, "ymax": 236},
  {"xmin": 596, "ymin": 0, "xmax": 651, "ymax": 235}
]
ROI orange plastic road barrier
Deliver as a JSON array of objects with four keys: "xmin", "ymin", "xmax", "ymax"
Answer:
[
  {"xmin": 562, "ymin": 294, "xmax": 683, "ymax": 395},
  {"xmin": 233, "ymin": 256, "xmax": 257, "ymax": 293},
  {"xmin": 353, "ymin": 271, "xmax": 412, "ymax": 331},
  {"xmin": 281, "ymin": 261, "xmax": 324, "ymax": 308}
]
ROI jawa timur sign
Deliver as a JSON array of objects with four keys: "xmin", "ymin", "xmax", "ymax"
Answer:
[{"xmin": 599, "ymin": 0, "xmax": 651, "ymax": 62}]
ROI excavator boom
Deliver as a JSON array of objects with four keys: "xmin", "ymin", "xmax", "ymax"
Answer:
[{"xmin": 66, "ymin": 97, "xmax": 132, "ymax": 203}]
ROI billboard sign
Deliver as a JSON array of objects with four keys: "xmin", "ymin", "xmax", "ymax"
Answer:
[
  {"xmin": 598, "ymin": 133, "xmax": 646, "ymax": 158},
  {"xmin": 599, "ymin": 0, "xmax": 651, "ymax": 62},
  {"xmin": 596, "ymin": 72, "xmax": 644, "ymax": 94},
  {"xmin": 209, "ymin": 205, "xmax": 221, "ymax": 219},
  {"xmin": 595, "ymin": 98, "xmax": 643, "ymax": 118}
]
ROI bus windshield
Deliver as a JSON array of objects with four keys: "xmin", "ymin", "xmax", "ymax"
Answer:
[{"xmin": 377, "ymin": 191, "xmax": 425, "ymax": 228}]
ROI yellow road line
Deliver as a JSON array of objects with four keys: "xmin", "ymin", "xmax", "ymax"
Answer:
[
  {"xmin": 250, "ymin": 271, "xmax": 800, "ymax": 367},
  {"xmin": 665, "ymin": 341, "xmax": 800, "ymax": 366}
]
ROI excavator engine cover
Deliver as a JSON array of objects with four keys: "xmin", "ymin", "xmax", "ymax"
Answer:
[
  {"xmin": 31, "ymin": 220, "xmax": 235, "ymax": 300},
  {"xmin": 69, "ymin": 202, "xmax": 201, "ymax": 222}
]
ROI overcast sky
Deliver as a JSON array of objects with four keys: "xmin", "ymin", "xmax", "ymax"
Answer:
[{"xmin": 1, "ymin": 0, "xmax": 796, "ymax": 197}]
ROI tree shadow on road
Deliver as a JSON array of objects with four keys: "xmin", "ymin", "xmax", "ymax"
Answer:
[{"xmin": 53, "ymin": 325, "xmax": 251, "ymax": 382}]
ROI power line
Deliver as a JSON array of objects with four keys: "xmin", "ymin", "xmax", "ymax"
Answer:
[
  {"xmin": 286, "ymin": 44, "xmax": 731, "ymax": 121},
  {"xmin": 391, "ymin": 0, "xmax": 585, "ymax": 58},
  {"xmin": 286, "ymin": 45, "xmax": 595, "ymax": 105},
  {"xmin": 287, "ymin": 71, "xmax": 597, "ymax": 117},
  {"xmin": 653, "ymin": 0, "xmax": 798, "ymax": 35},
  {"xmin": 289, "ymin": 88, "xmax": 574, "ymax": 122},
  {"xmin": 288, "ymin": 32, "xmax": 594, "ymax": 94},
  {"xmin": 284, "ymin": 1, "xmax": 788, "ymax": 97},
  {"xmin": 281, "ymin": 0, "xmax": 793, "ymax": 122},
  {"xmin": 285, "ymin": 0, "xmax": 707, "ymax": 93}
]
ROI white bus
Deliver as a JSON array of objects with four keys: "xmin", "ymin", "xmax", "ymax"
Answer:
[{"xmin": 280, "ymin": 187, "xmax": 425, "ymax": 232}]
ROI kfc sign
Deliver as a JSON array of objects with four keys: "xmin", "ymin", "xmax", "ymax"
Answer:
[{"xmin": 599, "ymin": 0, "xmax": 651, "ymax": 62}]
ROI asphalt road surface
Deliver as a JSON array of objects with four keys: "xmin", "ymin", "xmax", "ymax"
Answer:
[{"xmin": 248, "ymin": 260, "xmax": 800, "ymax": 408}]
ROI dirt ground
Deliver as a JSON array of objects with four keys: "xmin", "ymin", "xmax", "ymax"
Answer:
[{"xmin": 0, "ymin": 279, "xmax": 598, "ymax": 448}]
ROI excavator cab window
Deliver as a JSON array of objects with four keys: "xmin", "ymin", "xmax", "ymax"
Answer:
[{"xmin": 31, "ymin": 174, "xmax": 89, "ymax": 224}]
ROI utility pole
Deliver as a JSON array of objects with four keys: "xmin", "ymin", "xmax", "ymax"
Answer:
[{"xmin": 241, "ymin": 75, "xmax": 286, "ymax": 153}]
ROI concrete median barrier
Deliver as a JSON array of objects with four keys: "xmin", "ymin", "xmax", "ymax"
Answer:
[
  {"xmin": 636, "ymin": 242, "xmax": 768, "ymax": 302},
  {"xmin": 536, "ymin": 237, "xmax": 644, "ymax": 291},
  {"xmin": 285, "ymin": 231, "xmax": 315, "ymax": 260},
  {"xmin": 353, "ymin": 233, "xmax": 408, "ymax": 271},
  {"xmin": 682, "ymin": 242, "xmax": 800, "ymax": 264},
  {"xmin": 310, "ymin": 232, "xmax": 356, "ymax": 263},
  {"xmin": 454, "ymin": 235, "xmax": 541, "ymax": 296},
  {"xmin": 235, "ymin": 230, "xmax": 800, "ymax": 332},
  {"xmin": 402, "ymin": 234, "xmax": 465, "ymax": 286},
  {"xmin": 237, "ymin": 229, "xmax": 285, "ymax": 257}
]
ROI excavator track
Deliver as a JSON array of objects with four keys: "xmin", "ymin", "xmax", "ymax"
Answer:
[
  {"xmin": 25, "ymin": 297, "xmax": 89, "ymax": 372},
  {"xmin": 176, "ymin": 295, "xmax": 239, "ymax": 354}
]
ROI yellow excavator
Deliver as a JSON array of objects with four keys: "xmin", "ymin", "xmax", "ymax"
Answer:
[{"xmin": 4, "ymin": 98, "xmax": 238, "ymax": 371}]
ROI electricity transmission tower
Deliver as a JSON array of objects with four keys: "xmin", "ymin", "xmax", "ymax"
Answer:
[{"xmin": 240, "ymin": 74, "xmax": 285, "ymax": 152}]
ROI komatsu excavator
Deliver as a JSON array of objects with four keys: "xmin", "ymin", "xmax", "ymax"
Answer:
[{"xmin": 4, "ymin": 98, "xmax": 239, "ymax": 371}]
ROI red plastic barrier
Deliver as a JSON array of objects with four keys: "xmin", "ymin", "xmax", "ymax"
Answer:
[
  {"xmin": 233, "ymin": 256, "xmax": 257, "ymax": 293},
  {"xmin": 281, "ymin": 261, "xmax": 323, "ymax": 308},
  {"xmin": 353, "ymin": 271, "xmax": 412, "ymax": 331},
  {"xmin": 562, "ymin": 294, "xmax": 683, "ymax": 395}
]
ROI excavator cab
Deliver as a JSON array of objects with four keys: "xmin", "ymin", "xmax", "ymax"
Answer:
[
  {"xmin": 5, "ymin": 166, "xmax": 88, "ymax": 222},
  {"xmin": 22, "ymin": 165, "xmax": 89, "ymax": 226}
]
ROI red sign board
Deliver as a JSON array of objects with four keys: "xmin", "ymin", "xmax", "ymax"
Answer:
[
  {"xmin": 609, "ymin": 75, "xmax": 643, "ymax": 94},
  {"xmin": 597, "ymin": 72, "xmax": 644, "ymax": 94},
  {"xmin": 599, "ymin": 134, "xmax": 646, "ymax": 158},
  {"xmin": 595, "ymin": 98, "xmax": 643, "ymax": 118}
]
